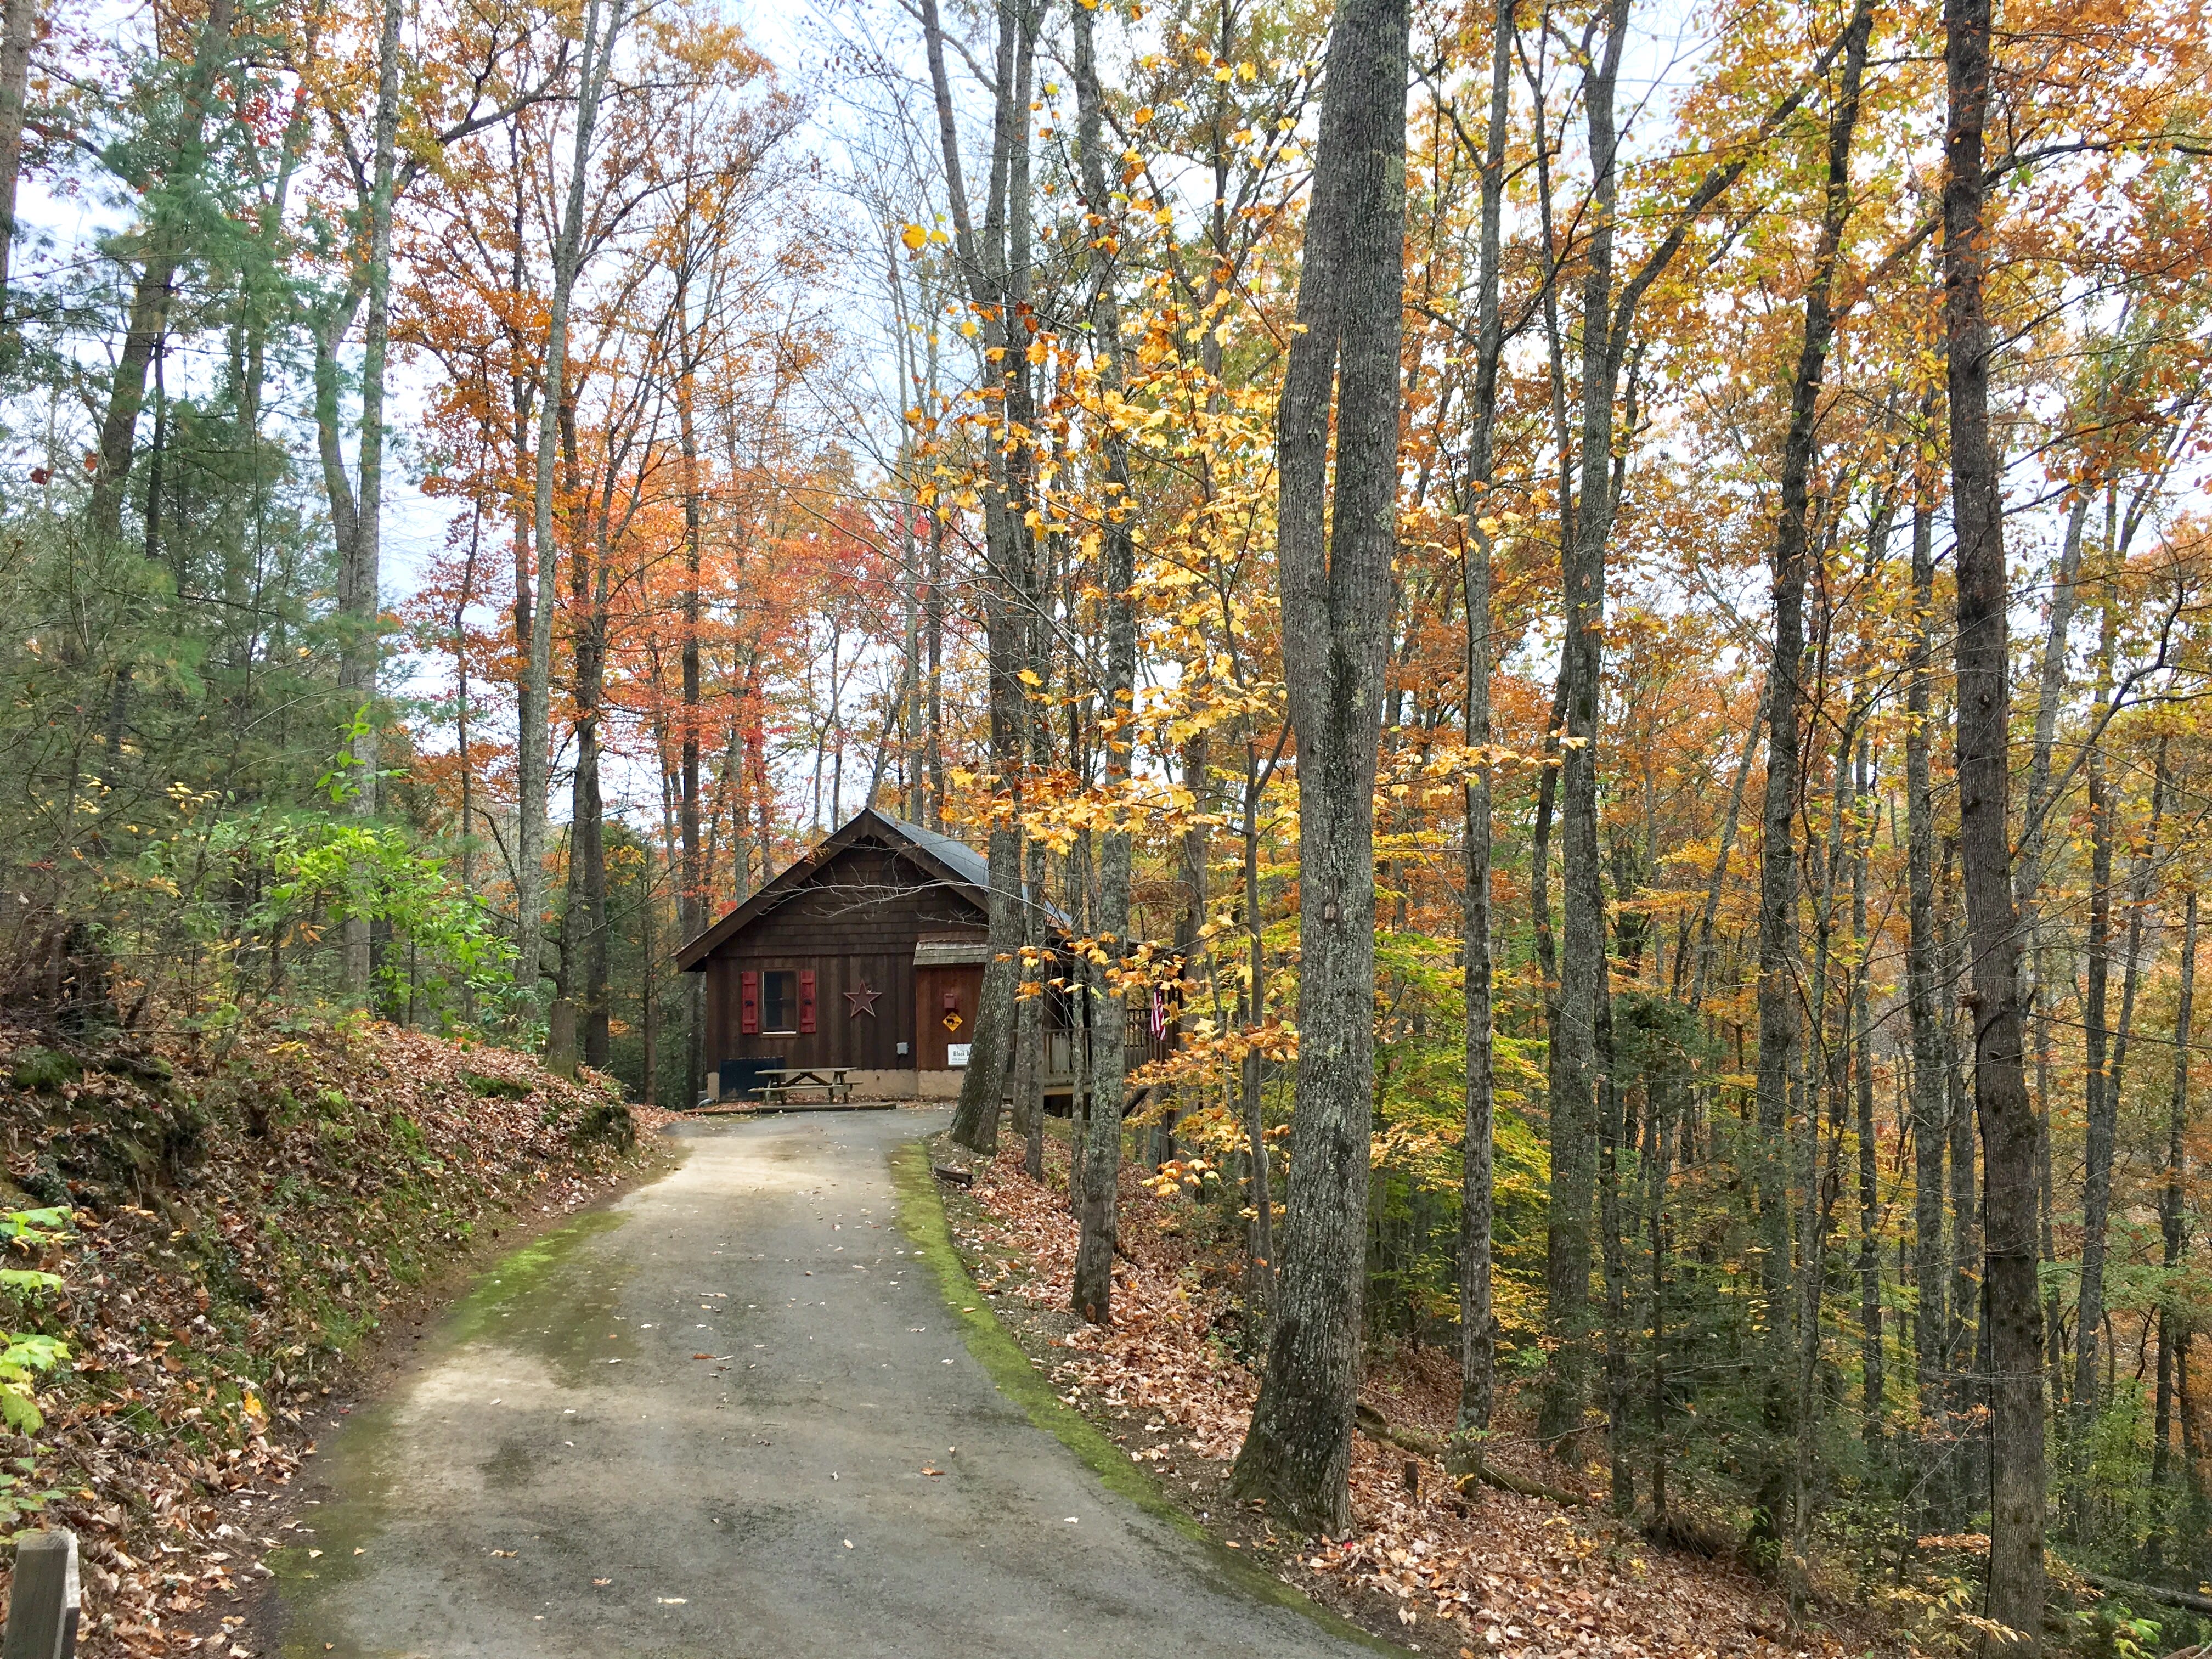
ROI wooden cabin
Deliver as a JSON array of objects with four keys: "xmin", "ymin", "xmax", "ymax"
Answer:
[{"xmin": 674, "ymin": 809, "xmax": 1085, "ymax": 1102}]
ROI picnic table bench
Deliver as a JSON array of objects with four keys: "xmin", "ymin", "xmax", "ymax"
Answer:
[{"xmin": 756, "ymin": 1066, "xmax": 854, "ymax": 1105}]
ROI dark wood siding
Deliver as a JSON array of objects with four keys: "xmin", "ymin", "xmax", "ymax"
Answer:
[{"xmin": 698, "ymin": 839, "xmax": 989, "ymax": 1076}]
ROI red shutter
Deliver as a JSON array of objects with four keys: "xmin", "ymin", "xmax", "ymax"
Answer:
[
  {"xmin": 740, "ymin": 970, "xmax": 759, "ymax": 1035},
  {"xmin": 798, "ymin": 969, "xmax": 817, "ymax": 1034}
]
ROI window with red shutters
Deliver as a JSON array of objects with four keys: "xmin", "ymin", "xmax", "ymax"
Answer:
[
  {"xmin": 798, "ymin": 969, "xmax": 816, "ymax": 1034},
  {"xmin": 740, "ymin": 970, "xmax": 759, "ymax": 1035}
]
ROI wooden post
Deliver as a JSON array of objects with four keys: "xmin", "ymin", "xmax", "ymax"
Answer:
[{"xmin": 3, "ymin": 1528, "xmax": 79, "ymax": 1658}]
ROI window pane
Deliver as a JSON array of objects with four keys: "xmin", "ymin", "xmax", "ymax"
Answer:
[{"xmin": 764, "ymin": 972, "xmax": 793, "ymax": 1030}]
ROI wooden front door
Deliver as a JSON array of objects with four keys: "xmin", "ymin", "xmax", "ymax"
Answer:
[{"xmin": 913, "ymin": 964, "xmax": 984, "ymax": 1069}]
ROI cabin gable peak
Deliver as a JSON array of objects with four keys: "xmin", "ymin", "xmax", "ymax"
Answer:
[{"xmin": 672, "ymin": 808, "xmax": 991, "ymax": 972}]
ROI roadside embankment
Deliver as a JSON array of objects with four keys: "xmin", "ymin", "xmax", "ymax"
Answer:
[{"xmin": 0, "ymin": 1015, "xmax": 663, "ymax": 1655}]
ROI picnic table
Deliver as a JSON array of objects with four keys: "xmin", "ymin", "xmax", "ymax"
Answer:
[{"xmin": 757, "ymin": 1066, "xmax": 854, "ymax": 1105}]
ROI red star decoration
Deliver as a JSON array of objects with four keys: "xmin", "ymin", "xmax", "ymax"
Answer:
[{"xmin": 845, "ymin": 981, "xmax": 880, "ymax": 1018}]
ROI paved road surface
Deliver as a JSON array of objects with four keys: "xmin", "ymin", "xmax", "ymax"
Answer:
[{"xmin": 259, "ymin": 1110, "xmax": 1374, "ymax": 1658}]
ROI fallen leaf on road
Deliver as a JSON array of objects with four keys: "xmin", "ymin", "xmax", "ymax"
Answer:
[
  {"xmin": 593, "ymin": 1578, "xmax": 612, "ymax": 1587},
  {"xmin": 490, "ymin": 1550, "xmax": 517, "ymax": 1558},
  {"xmin": 921, "ymin": 1466, "xmax": 943, "ymax": 1476},
  {"xmin": 692, "ymin": 1352, "xmax": 715, "ymax": 1359}
]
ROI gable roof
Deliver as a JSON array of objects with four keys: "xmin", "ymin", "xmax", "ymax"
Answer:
[
  {"xmin": 673, "ymin": 807, "xmax": 995, "ymax": 972},
  {"xmin": 880, "ymin": 814, "xmax": 992, "ymax": 892},
  {"xmin": 879, "ymin": 812, "xmax": 1073, "ymax": 929}
]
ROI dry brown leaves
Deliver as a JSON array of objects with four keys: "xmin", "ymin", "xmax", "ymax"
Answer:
[
  {"xmin": 0, "ymin": 1018, "xmax": 652, "ymax": 1656},
  {"xmin": 956, "ymin": 1139, "xmax": 1857, "ymax": 1659}
]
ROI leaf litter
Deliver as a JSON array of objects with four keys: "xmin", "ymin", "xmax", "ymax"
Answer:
[
  {"xmin": 945, "ymin": 1133, "xmax": 1870, "ymax": 1658},
  {"xmin": 0, "ymin": 1016, "xmax": 657, "ymax": 1655}
]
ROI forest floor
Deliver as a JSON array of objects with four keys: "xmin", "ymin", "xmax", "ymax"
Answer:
[
  {"xmin": 0, "ymin": 1013, "xmax": 669, "ymax": 1657},
  {"xmin": 933, "ymin": 1125, "xmax": 1881, "ymax": 1659}
]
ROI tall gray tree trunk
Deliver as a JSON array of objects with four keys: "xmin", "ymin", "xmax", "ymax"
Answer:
[
  {"xmin": 1453, "ymin": 0, "xmax": 1511, "ymax": 1465},
  {"xmin": 0, "ymin": 0, "xmax": 37, "ymax": 324},
  {"xmin": 2070, "ymin": 597, "xmax": 2118, "ymax": 1470},
  {"xmin": 569, "ymin": 427, "xmax": 612, "ymax": 1073},
  {"xmin": 340, "ymin": 0, "xmax": 405, "ymax": 998},
  {"xmin": 1239, "ymin": 725, "xmax": 1288, "ymax": 1316},
  {"xmin": 2151, "ymin": 889, "xmax": 2195, "ymax": 1548},
  {"xmin": 676, "ymin": 277, "xmax": 707, "ymax": 1105},
  {"xmin": 1943, "ymin": 0, "xmax": 2047, "ymax": 1627},
  {"xmin": 1541, "ymin": 0, "xmax": 1629, "ymax": 1449},
  {"xmin": 1905, "ymin": 495, "xmax": 1946, "ymax": 1501},
  {"xmin": 1070, "ymin": 0, "xmax": 1136, "ymax": 1320},
  {"xmin": 2012, "ymin": 494, "xmax": 2089, "ymax": 911},
  {"xmin": 1755, "ymin": 7, "xmax": 1873, "ymax": 1558},
  {"xmin": 1227, "ymin": 0, "xmax": 1407, "ymax": 1535},
  {"xmin": 516, "ymin": 0, "xmax": 627, "ymax": 1015},
  {"xmin": 924, "ymin": 0, "xmax": 1038, "ymax": 1154},
  {"xmin": 1158, "ymin": 730, "xmax": 1209, "ymax": 1169},
  {"xmin": 1854, "ymin": 721, "xmax": 1882, "ymax": 1448}
]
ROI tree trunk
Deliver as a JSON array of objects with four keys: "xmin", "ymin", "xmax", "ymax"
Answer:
[
  {"xmin": 1687, "ymin": 680, "xmax": 1767, "ymax": 1011},
  {"xmin": 1944, "ymin": 0, "xmax": 2047, "ymax": 1624},
  {"xmin": 2012, "ymin": 494, "xmax": 2090, "ymax": 911},
  {"xmin": 0, "ymin": 0, "xmax": 37, "ymax": 325},
  {"xmin": 1541, "ymin": 0, "xmax": 1630, "ymax": 1451},
  {"xmin": 1942, "ymin": 838, "xmax": 1983, "ymax": 1519},
  {"xmin": 2102, "ymin": 744, "xmax": 2163, "ymax": 1169},
  {"xmin": 1228, "ymin": 0, "xmax": 1407, "ymax": 1535},
  {"xmin": 516, "ymin": 0, "xmax": 627, "ymax": 1015},
  {"xmin": 2151, "ymin": 890, "xmax": 2195, "ymax": 1541},
  {"xmin": 1453, "ymin": 0, "xmax": 1511, "ymax": 1466},
  {"xmin": 2072, "ymin": 599, "xmax": 2118, "ymax": 1449},
  {"xmin": 1159, "ymin": 730, "xmax": 1209, "ymax": 1169},
  {"xmin": 1240, "ymin": 727, "xmax": 1286, "ymax": 1318},
  {"xmin": 1597, "ymin": 996, "xmax": 1632, "ymax": 1511},
  {"xmin": 569, "ymin": 420, "xmax": 612, "ymax": 1074},
  {"xmin": 1070, "ymin": 0, "xmax": 1137, "ymax": 1321},
  {"xmin": 338, "ymin": 0, "xmax": 404, "ymax": 997},
  {"xmin": 87, "ymin": 0, "xmax": 235, "ymax": 542},
  {"xmin": 925, "ymin": 425, "xmax": 947, "ymax": 832},
  {"xmin": 1011, "ymin": 854, "xmax": 1043, "ymax": 1143},
  {"xmin": 2076, "ymin": 742, "xmax": 2163, "ymax": 1506},
  {"xmin": 678, "ymin": 276, "xmax": 707, "ymax": 1108},
  {"xmin": 929, "ymin": 0, "xmax": 1039, "ymax": 1154},
  {"xmin": 1750, "ymin": 0, "xmax": 1872, "ymax": 1556},
  {"xmin": 1855, "ymin": 720, "xmax": 1882, "ymax": 1449}
]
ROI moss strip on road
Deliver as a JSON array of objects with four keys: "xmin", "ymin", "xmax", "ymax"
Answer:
[{"xmin": 889, "ymin": 1139, "xmax": 1400, "ymax": 1655}]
